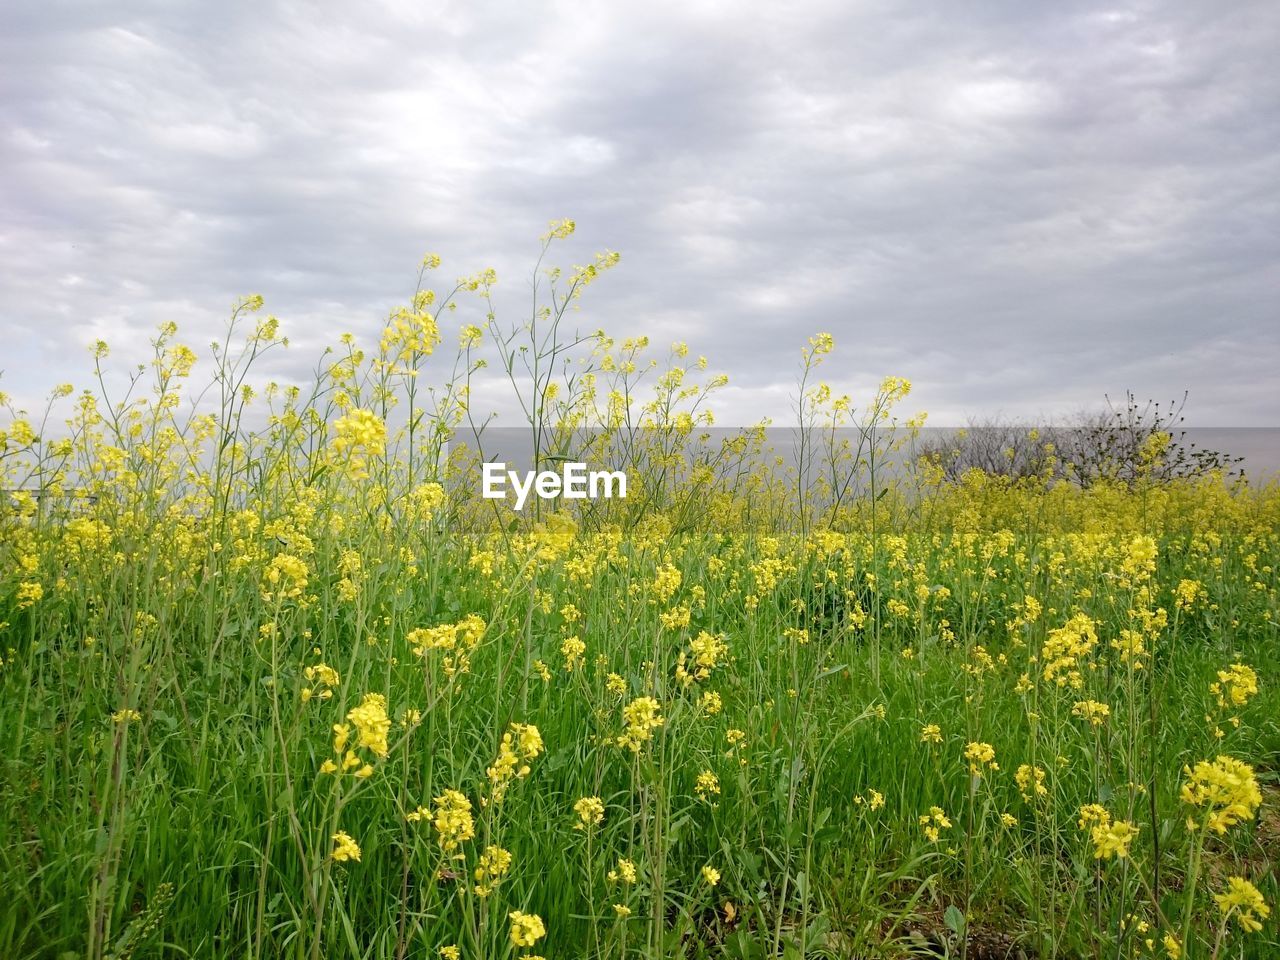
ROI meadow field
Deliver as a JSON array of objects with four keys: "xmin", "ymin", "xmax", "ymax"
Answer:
[{"xmin": 1, "ymin": 237, "xmax": 1276, "ymax": 959}]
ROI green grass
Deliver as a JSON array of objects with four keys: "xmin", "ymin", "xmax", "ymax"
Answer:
[{"xmin": 2, "ymin": 521, "xmax": 1277, "ymax": 959}]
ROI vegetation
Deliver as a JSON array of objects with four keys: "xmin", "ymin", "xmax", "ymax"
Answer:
[
  {"xmin": 918, "ymin": 395, "xmax": 1244, "ymax": 488},
  {"xmin": 1, "ymin": 227, "xmax": 1276, "ymax": 959}
]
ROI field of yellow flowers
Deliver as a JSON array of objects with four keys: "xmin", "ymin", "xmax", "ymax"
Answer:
[{"xmin": 1, "ymin": 232, "xmax": 1276, "ymax": 959}]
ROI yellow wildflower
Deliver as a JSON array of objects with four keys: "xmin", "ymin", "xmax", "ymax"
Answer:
[
  {"xmin": 1213, "ymin": 876, "xmax": 1269, "ymax": 933},
  {"xmin": 508, "ymin": 910, "xmax": 546, "ymax": 948},
  {"xmin": 1181, "ymin": 756, "xmax": 1262, "ymax": 834},
  {"xmin": 573, "ymin": 796, "xmax": 605, "ymax": 829},
  {"xmin": 347, "ymin": 693, "xmax": 391, "ymax": 758},
  {"xmin": 331, "ymin": 831, "xmax": 361, "ymax": 863}
]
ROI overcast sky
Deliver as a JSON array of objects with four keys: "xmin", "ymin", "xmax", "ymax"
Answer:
[{"xmin": 2, "ymin": 0, "xmax": 1278, "ymax": 427}]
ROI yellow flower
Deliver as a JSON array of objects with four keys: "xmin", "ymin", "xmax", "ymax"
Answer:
[
  {"xmin": 1213, "ymin": 876, "xmax": 1269, "ymax": 933},
  {"xmin": 573, "ymin": 796, "xmax": 605, "ymax": 829},
  {"xmin": 1078, "ymin": 804, "xmax": 1112, "ymax": 831},
  {"xmin": 304, "ymin": 661, "xmax": 340, "ymax": 688},
  {"xmin": 16, "ymin": 581, "xmax": 44, "ymax": 608},
  {"xmin": 472, "ymin": 845, "xmax": 512, "ymax": 897},
  {"xmin": 920, "ymin": 723, "xmax": 942, "ymax": 744},
  {"xmin": 487, "ymin": 722, "xmax": 544, "ymax": 803},
  {"xmin": 1174, "ymin": 578, "xmax": 1205, "ymax": 610},
  {"xmin": 701, "ymin": 865, "xmax": 721, "ymax": 886},
  {"xmin": 561, "ymin": 635, "xmax": 586, "ymax": 672},
  {"xmin": 1041, "ymin": 613, "xmax": 1098, "ymax": 688},
  {"xmin": 332, "ymin": 723, "xmax": 351, "ymax": 754},
  {"xmin": 1071, "ymin": 700, "xmax": 1110, "ymax": 726},
  {"xmin": 688, "ymin": 630, "xmax": 728, "ymax": 677},
  {"xmin": 544, "ymin": 218, "xmax": 576, "ymax": 240},
  {"xmin": 347, "ymin": 693, "xmax": 391, "ymax": 758},
  {"xmin": 617, "ymin": 696, "xmax": 664, "ymax": 752},
  {"xmin": 1016, "ymin": 764, "xmax": 1048, "ymax": 801},
  {"xmin": 331, "ymin": 831, "xmax": 361, "ymax": 863},
  {"xmin": 331, "ymin": 408, "xmax": 387, "ymax": 458},
  {"xmin": 608, "ymin": 858, "xmax": 638, "ymax": 884},
  {"xmin": 432, "ymin": 789, "xmax": 475, "ymax": 855},
  {"xmin": 919, "ymin": 806, "xmax": 952, "ymax": 843},
  {"xmin": 515, "ymin": 723, "xmax": 544, "ymax": 758},
  {"xmin": 261, "ymin": 554, "xmax": 309, "ymax": 602},
  {"xmin": 695, "ymin": 770, "xmax": 721, "ymax": 802},
  {"xmin": 963, "ymin": 741, "xmax": 997, "ymax": 775},
  {"xmin": 508, "ymin": 910, "xmax": 546, "ymax": 947},
  {"xmin": 1180, "ymin": 756, "xmax": 1262, "ymax": 834},
  {"xmin": 439, "ymin": 946, "xmax": 460, "ymax": 960},
  {"xmin": 1091, "ymin": 819, "xmax": 1139, "ymax": 860},
  {"xmin": 1210, "ymin": 663, "xmax": 1258, "ymax": 709}
]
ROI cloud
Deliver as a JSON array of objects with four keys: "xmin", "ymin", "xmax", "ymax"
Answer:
[{"xmin": 1, "ymin": 0, "xmax": 1277, "ymax": 427}]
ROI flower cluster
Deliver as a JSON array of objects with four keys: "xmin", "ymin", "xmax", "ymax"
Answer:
[
  {"xmin": 616, "ymin": 696, "xmax": 664, "ymax": 752},
  {"xmin": 1180, "ymin": 756, "xmax": 1262, "ymax": 834},
  {"xmin": 487, "ymin": 722, "xmax": 544, "ymax": 803},
  {"xmin": 919, "ymin": 806, "xmax": 952, "ymax": 843},
  {"xmin": 1077, "ymin": 805, "xmax": 1139, "ymax": 860}
]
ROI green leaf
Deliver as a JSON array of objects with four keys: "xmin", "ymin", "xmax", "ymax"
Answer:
[{"xmin": 805, "ymin": 913, "xmax": 831, "ymax": 946}]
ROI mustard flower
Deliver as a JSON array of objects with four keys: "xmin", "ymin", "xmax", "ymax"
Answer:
[
  {"xmin": 347, "ymin": 692, "xmax": 391, "ymax": 758},
  {"xmin": 695, "ymin": 770, "xmax": 721, "ymax": 802},
  {"xmin": 1214, "ymin": 876, "xmax": 1270, "ymax": 933},
  {"xmin": 331, "ymin": 831, "xmax": 361, "ymax": 863},
  {"xmin": 1071, "ymin": 700, "xmax": 1110, "ymax": 726},
  {"xmin": 964, "ymin": 741, "xmax": 997, "ymax": 775},
  {"xmin": 573, "ymin": 796, "xmax": 605, "ymax": 829},
  {"xmin": 487, "ymin": 722, "xmax": 544, "ymax": 803},
  {"xmin": 608, "ymin": 858, "xmax": 637, "ymax": 884},
  {"xmin": 617, "ymin": 696, "xmax": 663, "ymax": 752},
  {"xmin": 1210, "ymin": 663, "xmax": 1258, "ymax": 709},
  {"xmin": 1016, "ymin": 764, "xmax": 1048, "ymax": 801},
  {"xmin": 561, "ymin": 635, "xmax": 586, "ymax": 672},
  {"xmin": 919, "ymin": 806, "xmax": 952, "ymax": 843},
  {"xmin": 472, "ymin": 845, "xmax": 512, "ymax": 897},
  {"xmin": 1041, "ymin": 613, "xmax": 1098, "ymax": 688},
  {"xmin": 1180, "ymin": 756, "xmax": 1262, "ymax": 834},
  {"xmin": 508, "ymin": 910, "xmax": 546, "ymax": 948},
  {"xmin": 1091, "ymin": 819, "xmax": 1139, "ymax": 860},
  {"xmin": 331, "ymin": 408, "xmax": 388, "ymax": 457},
  {"xmin": 432, "ymin": 789, "xmax": 475, "ymax": 855}
]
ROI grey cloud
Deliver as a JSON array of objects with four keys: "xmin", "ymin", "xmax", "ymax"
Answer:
[{"xmin": 2, "ymin": 0, "xmax": 1277, "ymax": 430}]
